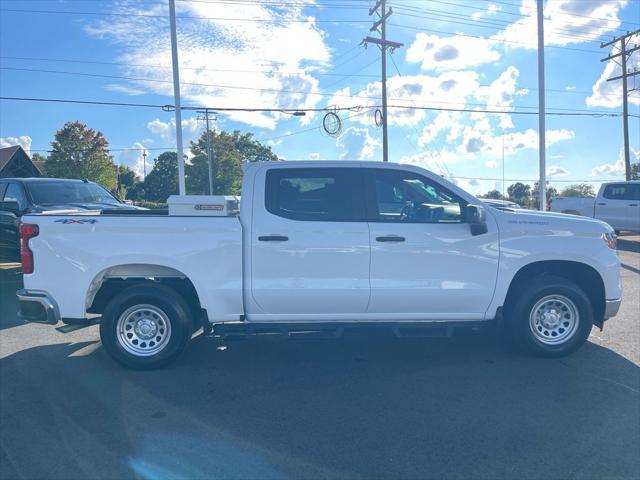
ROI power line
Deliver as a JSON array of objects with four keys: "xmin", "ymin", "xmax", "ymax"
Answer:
[
  {"xmin": 0, "ymin": 54, "xmax": 625, "ymax": 98},
  {"xmin": 0, "ymin": 7, "xmax": 371, "ymax": 23},
  {"xmin": 388, "ymin": 22, "xmax": 603, "ymax": 54},
  {"xmin": 600, "ymin": 29, "xmax": 640, "ymax": 181},
  {"xmin": 2, "ymin": 95, "xmax": 635, "ymax": 118},
  {"xmin": 441, "ymin": 175, "xmax": 627, "ymax": 183},
  {"xmin": 0, "ymin": 55, "xmax": 380, "ymax": 79},
  {"xmin": 485, "ymin": 0, "xmax": 640, "ymax": 28},
  {"xmin": 395, "ymin": 0, "xmax": 637, "ymax": 32},
  {"xmin": 4, "ymin": 66, "xmax": 626, "ymax": 113},
  {"xmin": 392, "ymin": 8, "xmax": 613, "ymax": 43}
]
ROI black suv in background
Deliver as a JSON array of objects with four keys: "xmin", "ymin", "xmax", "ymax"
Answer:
[{"xmin": 0, "ymin": 178, "xmax": 139, "ymax": 261}]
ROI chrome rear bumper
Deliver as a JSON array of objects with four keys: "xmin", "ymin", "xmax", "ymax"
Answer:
[{"xmin": 16, "ymin": 289, "xmax": 60, "ymax": 325}]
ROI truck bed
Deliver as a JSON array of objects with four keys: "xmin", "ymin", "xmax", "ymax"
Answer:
[{"xmin": 21, "ymin": 213, "xmax": 244, "ymax": 321}]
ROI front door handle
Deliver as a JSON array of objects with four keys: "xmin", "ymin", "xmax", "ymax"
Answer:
[
  {"xmin": 258, "ymin": 235, "xmax": 289, "ymax": 242},
  {"xmin": 629, "ymin": 204, "xmax": 638, "ymax": 207},
  {"xmin": 597, "ymin": 202, "xmax": 607, "ymax": 206},
  {"xmin": 376, "ymin": 236, "xmax": 405, "ymax": 242}
]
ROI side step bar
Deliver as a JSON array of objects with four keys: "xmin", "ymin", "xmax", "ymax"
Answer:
[{"xmin": 212, "ymin": 321, "xmax": 491, "ymax": 341}]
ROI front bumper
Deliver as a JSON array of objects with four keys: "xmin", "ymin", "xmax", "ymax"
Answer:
[
  {"xmin": 16, "ymin": 289, "xmax": 61, "ymax": 325},
  {"xmin": 603, "ymin": 298, "xmax": 621, "ymax": 320}
]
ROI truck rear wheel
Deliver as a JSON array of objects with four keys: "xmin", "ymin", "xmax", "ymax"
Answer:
[
  {"xmin": 99, "ymin": 284, "xmax": 192, "ymax": 369},
  {"xmin": 507, "ymin": 275, "xmax": 593, "ymax": 357}
]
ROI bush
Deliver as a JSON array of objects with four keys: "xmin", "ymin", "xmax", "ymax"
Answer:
[{"xmin": 134, "ymin": 201, "xmax": 167, "ymax": 209}]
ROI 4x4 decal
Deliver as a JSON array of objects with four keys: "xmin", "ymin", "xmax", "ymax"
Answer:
[{"xmin": 54, "ymin": 219, "xmax": 98, "ymax": 224}]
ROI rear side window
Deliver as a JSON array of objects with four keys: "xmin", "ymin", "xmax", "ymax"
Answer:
[
  {"xmin": 265, "ymin": 168, "xmax": 365, "ymax": 221},
  {"xmin": 603, "ymin": 184, "xmax": 639, "ymax": 201}
]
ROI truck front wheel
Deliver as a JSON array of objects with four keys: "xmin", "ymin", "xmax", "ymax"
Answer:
[
  {"xmin": 99, "ymin": 284, "xmax": 192, "ymax": 369},
  {"xmin": 507, "ymin": 275, "xmax": 593, "ymax": 357}
]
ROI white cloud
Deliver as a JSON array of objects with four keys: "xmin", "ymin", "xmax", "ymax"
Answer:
[
  {"xmin": 485, "ymin": 159, "xmax": 499, "ymax": 168},
  {"xmin": 117, "ymin": 143, "xmax": 148, "ymax": 177},
  {"xmin": 474, "ymin": 66, "xmax": 528, "ymax": 129},
  {"xmin": 308, "ymin": 152, "xmax": 320, "ymax": 160},
  {"xmin": 105, "ymin": 84, "xmax": 147, "ymax": 96},
  {"xmin": 330, "ymin": 70, "xmax": 481, "ymax": 128},
  {"xmin": 0, "ymin": 135, "xmax": 32, "ymax": 154},
  {"xmin": 406, "ymin": 33, "xmax": 500, "ymax": 71},
  {"xmin": 457, "ymin": 125, "xmax": 574, "ymax": 156},
  {"xmin": 398, "ymin": 149, "xmax": 460, "ymax": 173},
  {"xmin": 592, "ymin": 158, "xmax": 626, "ymax": 176},
  {"xmin": 472, "ymin": 4, "xmax": 499, "ymax": 21},
  {"xmin": 591, "ymin": 149, "xmax": 639, "ymax": 176},
  {"xmin": 147, "ymin": 117, "xmax": 202, "ymax": 144},
  {"xmin": 587, "ymin": 43, "xmax": 640, "ymax": 108},
  {"xmin": 494, "ymin": 0, "xmax": 629, "ymax": 49},
  {"xmin": 84, "ymin": 0, "xmax": 330, "ymax": 129},
  {"xmin": 546, "ymin": 165, "xmax": 570, "ymax": 177},
  {"xmin": 336, "ymin": 127, "xmax": 380, "ymax": 160}
]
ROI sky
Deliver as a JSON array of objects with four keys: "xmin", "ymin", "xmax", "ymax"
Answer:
[{"xmin": 1, "ymin": 0, "xmax": 639, "ymax": 195}]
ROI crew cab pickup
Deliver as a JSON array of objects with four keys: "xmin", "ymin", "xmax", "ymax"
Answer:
[
  {"xmin": 549, "ymin": 181, "xmax": 640, "ymax": 233},
  {"xmin": 17, "ymin": 161, "xmax": 622, "ymax": 368}
]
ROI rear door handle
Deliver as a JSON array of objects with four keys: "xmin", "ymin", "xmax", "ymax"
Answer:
[
  {"xmin": 376, "ymin": 236, "xmax": 405, "ymax": 242},
  {"xmin": 629, "ymin": 204, "xmax": 638, "ymax": 207},
  {"xmin": 258, "ymin": 235, "xmax": 288, "ymax": 242}
]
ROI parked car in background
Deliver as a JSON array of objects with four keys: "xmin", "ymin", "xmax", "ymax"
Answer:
[
  {"xmin": 482, "ymin": 198, "xmax": 521, "ymax": 210},
  {"xmin": 0, "ymin": 178, "xmax": 141, "ymax": 261},
  {"xmin": 549, "ymin": 181, "xmax": 640, "ymax": 234}
]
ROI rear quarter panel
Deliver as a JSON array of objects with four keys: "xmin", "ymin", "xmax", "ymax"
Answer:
[{"xmin": 22, "ymin": 214, "xmax": 243, "ymax": 321}]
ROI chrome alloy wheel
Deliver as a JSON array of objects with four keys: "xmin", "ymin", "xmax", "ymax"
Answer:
[
  {"xmin": 116, "ymin": 304, "xmax": 172, "ymax": 357},
  {"xmin": 529, "ymin": 294, "xmax": 579, "ymax": 345}
]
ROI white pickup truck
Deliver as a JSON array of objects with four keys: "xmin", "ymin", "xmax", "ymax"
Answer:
[
  {"xmin": 17, "ymin": 161, "xmax": 622, "ymax": 368},
  {"xmin": 549, "ymin": 181, "xmax": 640, "ymax": 233}
]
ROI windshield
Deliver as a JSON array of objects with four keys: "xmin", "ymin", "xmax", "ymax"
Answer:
[{"xmin": 27, "ymin": 182, "xmax": 121, "ymax": 206}]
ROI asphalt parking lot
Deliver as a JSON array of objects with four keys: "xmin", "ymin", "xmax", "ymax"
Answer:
[{"xmin": 1, "ymin": 238, "xmax": 639, "ymax": 480}]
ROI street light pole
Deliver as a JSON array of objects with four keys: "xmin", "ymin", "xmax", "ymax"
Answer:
[
  {"xmin": 168, "ymin": 0, "xmax": 186, "ymax": 195},
  {"xmin": 536, "ymin": 0, "xmax": 546, "ymax": 211}
]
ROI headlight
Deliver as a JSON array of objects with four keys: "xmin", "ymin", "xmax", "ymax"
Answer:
[{"xmin": 602, "ymin": 232, "xmax": 617, "ymax": 250}]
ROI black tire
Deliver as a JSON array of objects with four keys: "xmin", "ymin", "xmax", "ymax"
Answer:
[
  {"xmin": 506, "ymin": 274, "xmax": 593, "ymax": 357},
  {"xmin": 99, "ymin": 284, "xmax": 192, "ymax": 369}
]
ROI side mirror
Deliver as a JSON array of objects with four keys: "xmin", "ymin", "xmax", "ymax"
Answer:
[
  {"xmin": 466, "ymin": 204, "xmax": 488, "ymax": 236},
  {"xmin": 0, "ymin": 201, "xmax": 21, "ymax": 216}
]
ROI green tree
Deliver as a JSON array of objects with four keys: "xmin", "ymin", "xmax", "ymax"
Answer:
[
  {"xmin": 481, "ymin": 189, "xmax": 506, "ymax": 200},
  {"xmin": 45, "ymin": 121, "xmax": 118, "ymax": 190},
  {"xmin": 143, "ymin": 151, "xmax": 178, "ymax": 202},
  {"xmin": 116, "ymin": 165, "xmax": 141, "ymax": 200},
  {"xmin": 631, "ymin": 162, "xmax": 639, "ymax": 180},
  {"xmin": 507, "ymin": 182, "xmax": 531, "ymax": 206},
  {"xmin": 530, "ymin": 181, "xmax": 559, "ymax": 209},
  {"xmin": 186, "ymin": 130, "xmax": 278, "ymax": 195},
  {"xmin": 559, "ymin": 183, "xmax": 596, "ymax": 197}
]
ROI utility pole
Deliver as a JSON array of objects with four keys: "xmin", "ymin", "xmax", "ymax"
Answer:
[
  {"xmin": 536, "ymin": 0, "xmax": 546, "ymax": 212},
  {"xmin": 600, "ymin": 29, "xmax": 640, "ymax": 181},
  {"xmin": 142, "ymin": 149, "xmax": 147, "ymax": 180},
  {"xmin": 168, "ymin": 0, "xmax": 186, "ymax": 195},
  {"xmin": 362, "ymin": 0, "xmax": 403, "ymax": 162},
  {"xmin": 197, "ymin": 109, "xmax": 216, "ymax": 195}
]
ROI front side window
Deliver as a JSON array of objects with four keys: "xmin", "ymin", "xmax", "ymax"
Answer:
[
  {"xmin": 368, "ymin": 169, "xmax": 466, "ymax": 223},
  {"xmin": 265, "ymin": 168, "xmax": 365, "ymax": 221}
]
